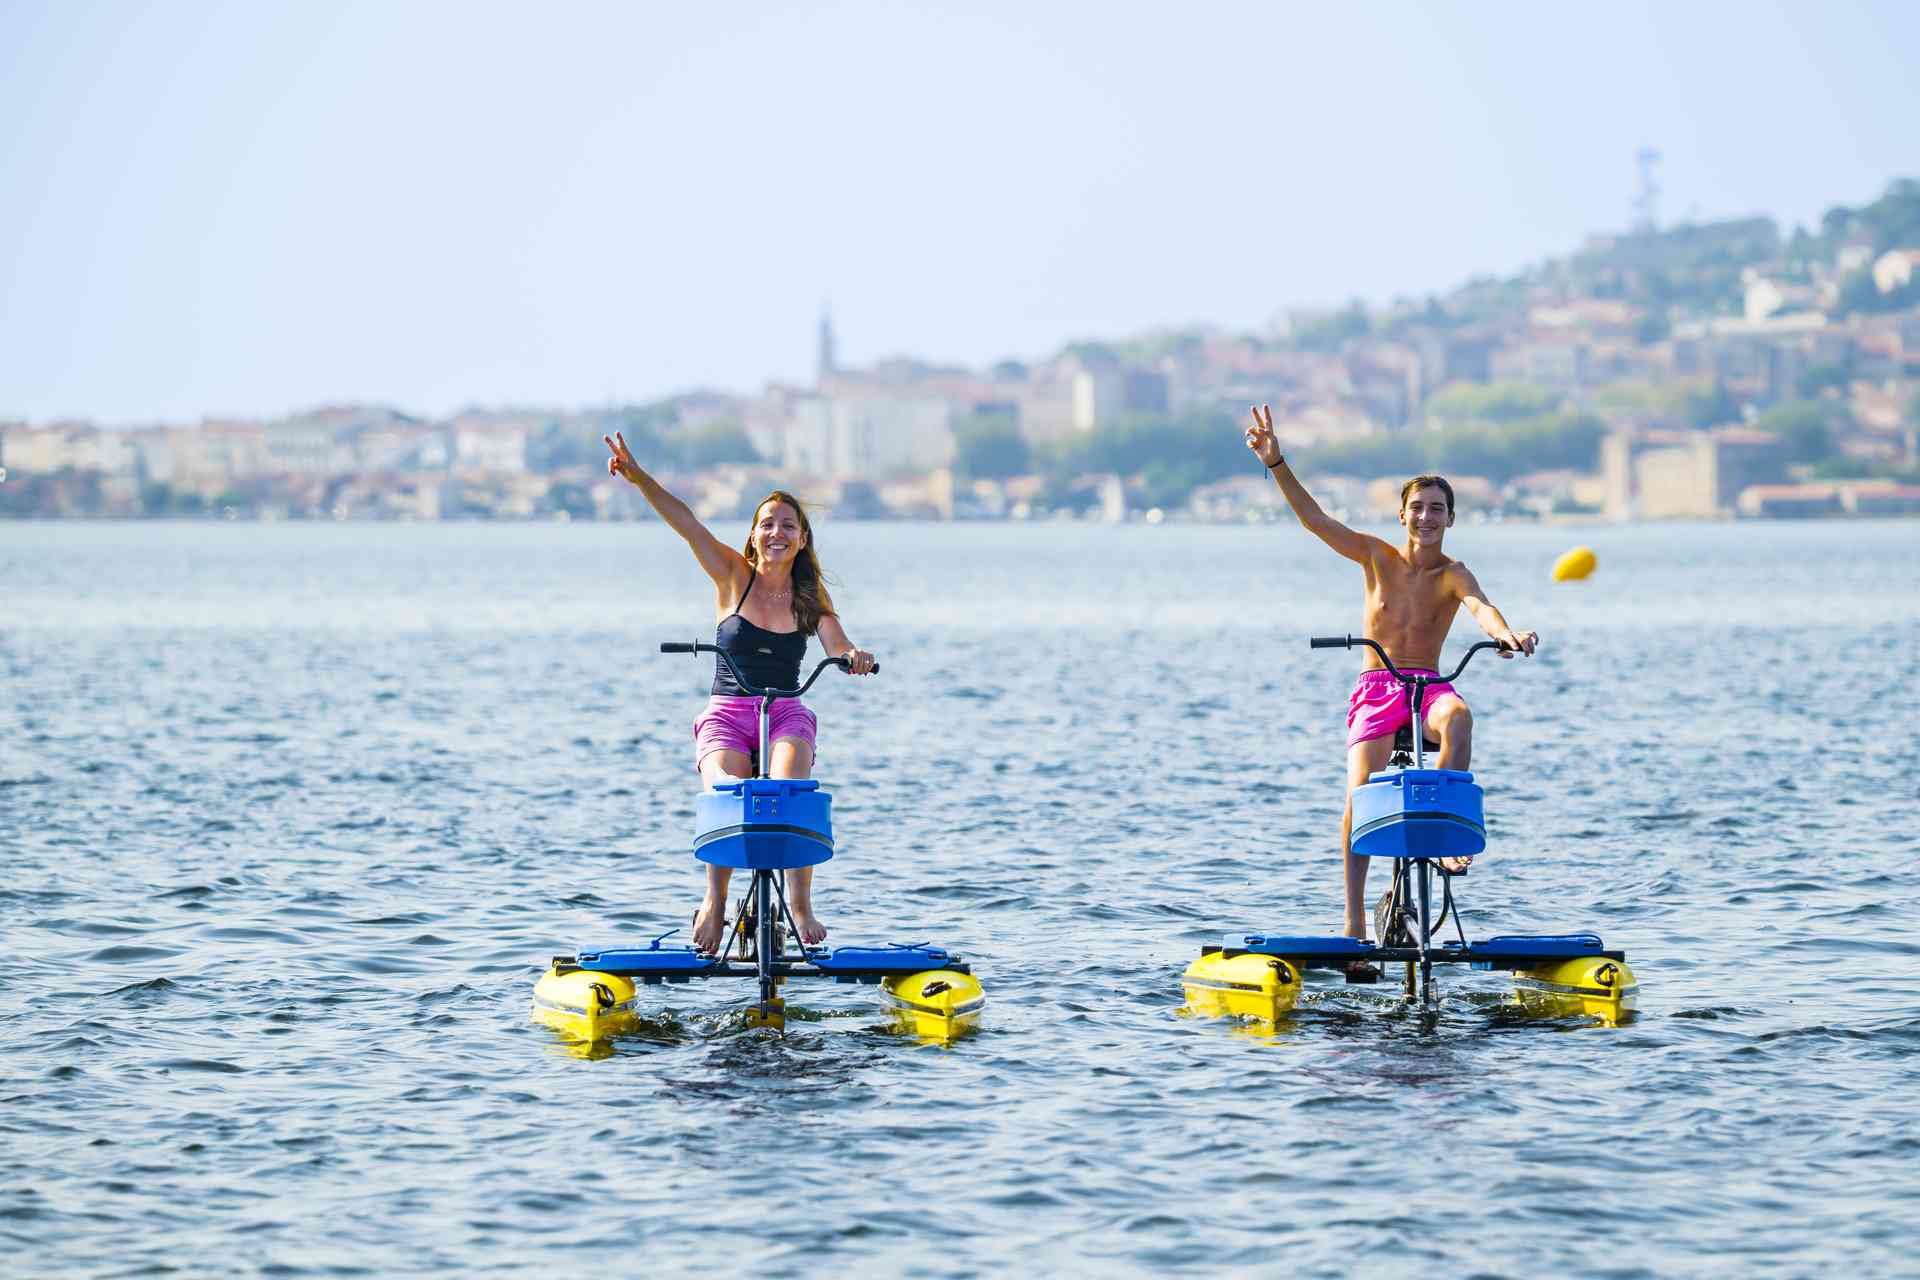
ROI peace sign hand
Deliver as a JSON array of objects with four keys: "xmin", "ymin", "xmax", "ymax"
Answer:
[
  {"xmin": 1244, "ymin": 405, "xmax": 1282, "ymax": 468},
  {"xmin": 604, "ymin": 432, "xmax": 642, "ymax": 485}
]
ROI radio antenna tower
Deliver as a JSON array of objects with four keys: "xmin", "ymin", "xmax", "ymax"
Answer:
[{"xmin": 1633, "ymin": 147, "xmax": 1662, "ymax": 234}]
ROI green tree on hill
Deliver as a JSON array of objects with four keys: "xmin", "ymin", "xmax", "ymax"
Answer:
[
  {"xmin": 1795, "ymin": 364, "xmax": 1850, "ymax": 398},
  {"xmin": 951, "ymin": 413, "xmax": 1030, "ymax": 479},
  {"xmin": 1753, "ymin": 400, "xmax": 1844, "ymax": 464},
  {"xmin": 676, "ymin": 420, "xmax": 759, "ymax": 467},
  {"xmin": 1288, "ymin": 301, "xmax": 1370, "ymax": 352},
  {"xmin": 1040, "ymin": 409, "xmax": 1244, "ymax": 481},
  {"xmin": 1425, "ymin": 382, "xmax": 1562, "ymax": 424},
  {"xmin": 1300, "ymin": 412, "xmax": 1606, "ymax": 486}
]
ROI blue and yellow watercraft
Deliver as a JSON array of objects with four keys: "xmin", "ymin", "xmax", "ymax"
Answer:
[
  {"xmin": 533, "ymin": 644, "xmax": 985, "ymax": 1048},
  {"xmin": 1183, "ymin": 636, "xmax": 1640, "ymax": 1026}
]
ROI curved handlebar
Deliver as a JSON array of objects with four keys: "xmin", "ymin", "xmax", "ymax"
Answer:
[
  {"xmin": 1308, "ymin": 634, "xmax": 1509, "ymax": 685},
  {"xmin": 659, "ymin": 641, "xmax": 876, "ymax": 699}
]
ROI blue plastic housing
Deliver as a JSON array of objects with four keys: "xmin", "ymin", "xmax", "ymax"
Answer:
[
  {"xmin": 1350, "ymin": 767, "xmax": 1485, "ymax": 860},
  {"xmin": 1231, "ymin": 934, "xmax": 1376, "ymax": 957},
  {"xmin": 812, "ymin": 945, "xmax": 954, "ymax": 973},
  {"xmin": 1466, "ymin": 933, "xmax": 1604, "ymax": 958},
  {"xmin": 694, "ymin": 778, "xmax": 833, "ymax": 869},
  {"xmin": 575, "ymin": 944, "xmax": 718, "ymax": 976}
]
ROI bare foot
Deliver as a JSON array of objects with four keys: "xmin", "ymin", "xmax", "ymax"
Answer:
[
  {"xmin": 1440, "ymin": 856, "xmax": 1473, "ymax": 874},
  {"xmin": 691, "ymin": 900, "xmax": 727, "ymax": 953},
  {"xmin": 790, "ymin": 908, "xmax": 828, "ymax": 946}
]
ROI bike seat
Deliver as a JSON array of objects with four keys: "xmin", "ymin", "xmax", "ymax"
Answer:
[{"xmin": 1395, "ymin": 725, "xmax": 1441, "ymax": 754}]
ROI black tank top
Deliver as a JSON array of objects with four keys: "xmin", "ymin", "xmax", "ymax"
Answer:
[{"xmin": 711, "ymin": 571, "xmax": 808, "ymax": 695}]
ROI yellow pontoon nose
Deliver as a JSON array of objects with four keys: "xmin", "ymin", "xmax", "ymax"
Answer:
[
  {"xmin": 1181, "ymin": 951, "xmax": 1300, "ymax": 1023},
  {"xmin": 530, "ymin": 965, "xmax": 641, "ymax": 1041},
  {"xmin": 1512, "ymin": 955, "xmax": 1639, "ymax": 1025},
  {"xmin": 882, "ymin": 969, "xmax": 986, "ymax": 1043}
]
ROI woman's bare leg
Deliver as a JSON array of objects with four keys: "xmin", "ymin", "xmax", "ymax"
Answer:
[
  {"xmin": 767, "ymin": 737, "xmax": 826, "ymax": 944},
  {"xmin": 693, "ymin": 749, "xmax": 751, "ymax": 952}
]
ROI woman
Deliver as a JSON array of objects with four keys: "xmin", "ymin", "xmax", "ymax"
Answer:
[{"xmin": 604, "ymin": 431, "xmax": 876, "ymax": 953}]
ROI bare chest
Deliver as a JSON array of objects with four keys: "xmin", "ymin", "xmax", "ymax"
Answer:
[{"xmin": 1365, "ymin": 562, "xmax": 1457, "ymax": 630}]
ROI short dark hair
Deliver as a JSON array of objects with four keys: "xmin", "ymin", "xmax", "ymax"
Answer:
[{"xmin": 1400, "ymin": 474, "xmax": 1455, "ymax": 513}]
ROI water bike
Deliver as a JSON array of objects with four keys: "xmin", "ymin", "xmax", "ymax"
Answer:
[
  {"xmin": 1183, "ymin": 635, "xmax": 1638, "ymax": 1024},
  {"xmin": 532, "ymin": 642, "xmax": 985, "ymax": 1045}
]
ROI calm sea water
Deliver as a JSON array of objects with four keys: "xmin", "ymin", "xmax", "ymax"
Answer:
[{"xmin": 3, "ymin": 517, "xmax": 1918, "ymax": 1278}]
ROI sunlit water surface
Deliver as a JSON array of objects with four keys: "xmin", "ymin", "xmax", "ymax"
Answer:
[{"xmin": 3, "ymin": 518, "xmax": 1918, "ymax": 1277}]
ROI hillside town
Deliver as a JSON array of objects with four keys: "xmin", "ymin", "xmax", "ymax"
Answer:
[{"xmin": 6, "ymin": 180, "xmax": 1920, "ymax": 524}]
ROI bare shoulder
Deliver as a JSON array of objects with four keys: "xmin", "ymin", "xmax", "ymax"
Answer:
[
  {"xmin": 1356, "ymin": 530, "xmax": 1403, "ymax": 566},
  {"xmin": 712, "ymin": 558, "xmax": 754, "ymax": 612},
  {"xmin": 1441, "ymin": 557, "xmax": 1483, "ymax": 596}
]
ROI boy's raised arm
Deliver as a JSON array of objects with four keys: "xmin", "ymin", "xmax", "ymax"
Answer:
[
  {"xmin": 1244, "ymin": 405, "xmax": 1380, "ymax": 565},
  {"xmin": 1448, "ymin": 562, "xmax": 1539, "ymax": 657}
]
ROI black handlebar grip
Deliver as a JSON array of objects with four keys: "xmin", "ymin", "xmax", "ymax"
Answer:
[
  {"xmin": 1309, "ymin": 636, "xmax": 1350, "ymax": 649},
  {"xmin": 660, "ymin": 642, "xmax": 695, "ymax": 653}
]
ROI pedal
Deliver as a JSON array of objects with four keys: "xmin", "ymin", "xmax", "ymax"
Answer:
[
  {"xmin": 1374, "ymin": 887, "xmax": 1413, "ymax": 948},
  {"xmin": 1343, "ymin": 962, "xmax": 1381, "ymax": 985},
  {"xmin": 729, "ymin": 895, "xmax": 755, "ymax": 961}
]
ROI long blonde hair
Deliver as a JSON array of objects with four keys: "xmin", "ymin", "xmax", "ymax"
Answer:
[{"xmin": 742, "ymin": 490, "xmax": 835, "ymax": 636}]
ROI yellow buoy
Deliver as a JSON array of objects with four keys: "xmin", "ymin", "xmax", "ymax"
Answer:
[{"xmin": 1551, "ymin": 546, "xmax": 1597, "ymax": 582}]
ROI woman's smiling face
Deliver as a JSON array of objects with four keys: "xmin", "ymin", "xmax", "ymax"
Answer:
[{"xmin": 752, "ymin": 500, "xmax": 806, "ymax": 565}]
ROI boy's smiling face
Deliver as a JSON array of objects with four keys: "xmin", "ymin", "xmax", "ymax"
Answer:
[{"xmin": 1400, "ymin": 484, "xmax": 1455, "ymax": 547}]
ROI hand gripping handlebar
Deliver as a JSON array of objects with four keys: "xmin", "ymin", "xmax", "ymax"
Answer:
[{"xmin": 659, "ymin": 641, "xmax": 877, "ymax": 699}]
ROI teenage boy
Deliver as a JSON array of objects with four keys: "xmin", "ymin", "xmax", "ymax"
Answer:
[{"xmin": 1244, "ymin": 406, "xmax": 1538, "ymax": 969}]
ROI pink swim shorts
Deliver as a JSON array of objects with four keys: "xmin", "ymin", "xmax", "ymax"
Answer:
[
  {"xmin": 692, "ymin": 695, "xmax": 818, "ymax": 770},
  {"xmin": 1346, "ymin": 669, "xmax": 1465, "ymax": 749}
]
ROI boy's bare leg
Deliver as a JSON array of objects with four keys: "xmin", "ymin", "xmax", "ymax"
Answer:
[
  {"xmin": 768, "ymin": 737, "xmax": 827, "ymax": 944},
  {"xmin": 1429, "ymin": 695, "xmax": 1473, "ymax": 770},
  {"xmin": 1343, "ymin": 736, "xmax": 1397, "ymax": 937},
  {"xmin": 1428, "ymin": 696, "xmax": 1475, "ymax": 872},
  {"xmin": 694, "ymin": 749, "xmax": 751, "ymax": 951}
]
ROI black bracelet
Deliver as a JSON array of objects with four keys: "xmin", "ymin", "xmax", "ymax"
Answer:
[{"xmin": 1266, "ymin": 456, "xmax": 1284, "ymax": 470}]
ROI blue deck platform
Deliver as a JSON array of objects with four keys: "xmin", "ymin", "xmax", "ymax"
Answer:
[
  {"xmin": 1213, "ymin": 931, "xmax": 1622, "ymax": 970},
  {"xmin": 561, "ymin": 941, "xmax": 968, "ymax": 984}
]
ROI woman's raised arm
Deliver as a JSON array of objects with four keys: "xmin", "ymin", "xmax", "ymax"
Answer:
[{"xmin": 604, "ymin": 431, "xmax": 745, "ymax": 590}]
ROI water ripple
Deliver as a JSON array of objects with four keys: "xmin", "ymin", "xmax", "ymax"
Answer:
[{"xmin": 3, "ymin": 520, "xmax": 1917, "ymax": 1276}]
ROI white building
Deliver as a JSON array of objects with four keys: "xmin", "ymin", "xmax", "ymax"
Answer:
[
  {"xmin": 1872, "ymin": 249, "xmax": 1920, "ymax": 295},
  {"xmin": 451, "ymin": 419, "xmax": 529, "ymax": 473},
  {"xmin": 782, "ymin": 393, "xmax": 952, "ymax": 479},
  {"xmin": 0, "ymin": 423, "xmax": 141, "ymax": 476}
]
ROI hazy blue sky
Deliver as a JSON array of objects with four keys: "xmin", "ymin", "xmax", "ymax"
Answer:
[{"xmin": 4, "ymin": 1, "xmax": 1917, "ymax": 423}]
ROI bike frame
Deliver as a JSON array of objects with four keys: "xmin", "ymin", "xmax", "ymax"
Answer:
[
  {"xmin": 1310, "ymin": 634, "xmax": 1507, "ymax": 1006},
  {"xmin": 661, "ymin": 641, "xmax": 872, "ymax": 1016}
]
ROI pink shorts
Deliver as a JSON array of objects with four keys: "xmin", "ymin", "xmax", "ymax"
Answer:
[
  {"xmin": 692, "ymin": 695, "xmax": 818, "ymax": 770},
  {"xmin": 1346, "ymin": 669, "xmax": 1464, "ymax": 749}
]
